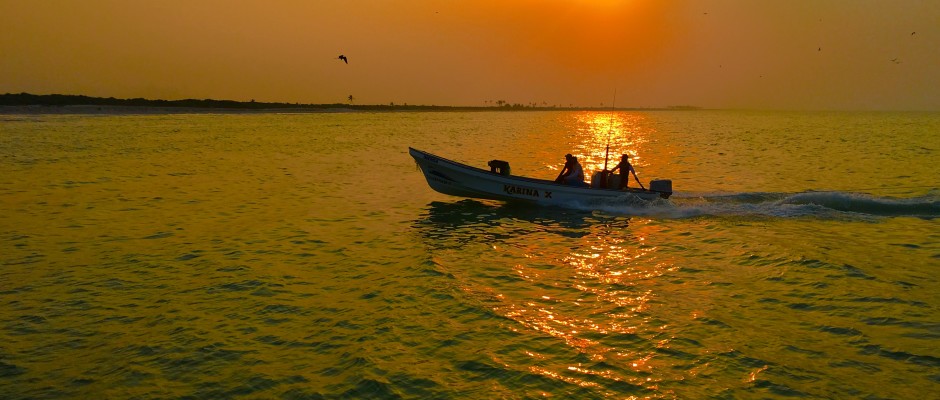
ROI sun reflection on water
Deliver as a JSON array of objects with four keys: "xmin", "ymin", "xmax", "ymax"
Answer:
[
  {"xmin": 569, "ymin": 112, "xmax": 655, "ymax": 174},
  {"xmin": 415, "ymin": 113, "xmax": 683, "ymax": 394},
  {"xmin": 476, "ymin": 217, "xmax": 679, "ymax": 393}
]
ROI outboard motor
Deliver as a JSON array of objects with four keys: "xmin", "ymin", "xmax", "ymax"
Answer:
[
  {"xmin": 649, "ymin": 179, "xmax": 673, "ymax": 198},
  {"xmin": 488, "ymin": 160, "xmax": 511, "ymax": 176}
]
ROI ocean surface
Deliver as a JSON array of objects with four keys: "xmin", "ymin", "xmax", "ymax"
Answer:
[{"xmin": 1, "ymin": 110, "xmax": 938, "ymax": 399}]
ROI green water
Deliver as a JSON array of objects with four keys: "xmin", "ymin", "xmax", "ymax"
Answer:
[{"xmin": 1, "ymin": 111, "xmax": 938, "ymax": 398}]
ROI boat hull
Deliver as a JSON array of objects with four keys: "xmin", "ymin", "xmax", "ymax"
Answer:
[{"xmin": 409, "ymin": 148, "xmax": 670, "ymax": 206}]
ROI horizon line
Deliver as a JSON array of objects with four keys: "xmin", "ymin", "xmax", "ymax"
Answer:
[
  {"xmin": 0, "ymin": 92, "xmax": 705, "ymax": 112},
  {"xmin": 3, "ymin": 92, "xmax": 936, "ymax": 113}
]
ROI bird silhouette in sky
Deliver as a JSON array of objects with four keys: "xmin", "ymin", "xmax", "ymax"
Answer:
[
  {"xmin": 338, "ymin": 55, "xmax": 348, "ymax": 64},
  {"xmin": 890, "ymin": 58, "xmax": 901, "ymax": 64}
]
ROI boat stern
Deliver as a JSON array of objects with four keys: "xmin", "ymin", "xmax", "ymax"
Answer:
[{"xmin": 649, "ymin": 179, "xmax": 673, "ymax": 199}]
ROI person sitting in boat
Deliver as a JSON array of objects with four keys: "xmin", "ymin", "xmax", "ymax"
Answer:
[
  {"xmin": 609, "ymin": 154, "xmax": 646, "ymax": 190},
  {"xmin": 555, "ymin": 154, "xmax": 585, "ymax": 185}
]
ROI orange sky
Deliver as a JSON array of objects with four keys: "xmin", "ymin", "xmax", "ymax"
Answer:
[{"xmin": 2, "ymin": 0, "xmax": 938, "ymax": 110}]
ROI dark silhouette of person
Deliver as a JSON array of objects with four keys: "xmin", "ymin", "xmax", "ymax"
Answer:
[
  {"xmin": 609, "ymin": 154, "xmax": 645, "ymax": 190},
  {"xmin": 555, "ymin": 154, "xmax": 584, "ymax": 185}
]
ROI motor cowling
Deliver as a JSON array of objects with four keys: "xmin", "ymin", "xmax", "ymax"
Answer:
[{"xmin": 649, "ymin": 179, "xmax": 672, "ymax": 195}]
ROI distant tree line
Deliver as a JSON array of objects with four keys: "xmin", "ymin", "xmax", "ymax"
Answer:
[
  {"xmin": 1, "ymin": 93, "xmax": 701, "ymax": 112},
  {"xmin": 0, "ymin": 92, "xmax": 474, "ymax": 111},
  {"xmin": 0, "ymin": 93, "xmax": 319, "ymax": 109}
]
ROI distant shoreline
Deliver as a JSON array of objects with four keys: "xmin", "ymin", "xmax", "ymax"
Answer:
[
  {"xmin": 0, "ymin": 93, "xmax": 701, "ymax": 115},
  {"xmin": 0, "ymin": 104, "xmax": 363, "ymax": 115}
]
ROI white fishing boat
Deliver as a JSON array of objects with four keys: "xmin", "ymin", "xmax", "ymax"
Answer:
[{"xmin": 410, "ymin": 147, "xmax": 672, "ymax": 206}]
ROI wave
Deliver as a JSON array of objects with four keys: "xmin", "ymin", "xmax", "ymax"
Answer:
[{"xmin": 578, "ymin": 191, "xmax": 940, "ymax": 219}]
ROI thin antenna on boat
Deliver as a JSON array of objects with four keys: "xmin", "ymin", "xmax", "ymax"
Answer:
[{"xmin": 603, "ymin": 89, "xmax": 617, "ymax": 172}]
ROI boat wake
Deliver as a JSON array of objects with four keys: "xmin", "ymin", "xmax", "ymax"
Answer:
[{"xmin": 579, "ymin": 190, "xmax": 940, "ymax": 220}]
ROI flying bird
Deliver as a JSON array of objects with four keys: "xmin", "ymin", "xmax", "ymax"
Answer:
[
  {"xmin": 911, "ymin": 31, "xmax": 916, "ymax": 36},
  {"xmin": 890, "ymin": 58, "xmax": 901, "ymax": 64},
  {"xmin": 338, "ymin": 55, "xmax": 348, "ymax": 64}
]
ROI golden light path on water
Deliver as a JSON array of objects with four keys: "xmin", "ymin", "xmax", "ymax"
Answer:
[
  {"xmin": 576, "ymin": 112, "xmax": 651, "ymax": 175},
  {"xmin": 459, "ymin": 112, "xmax": 708, "ymax": 395},
  {"xmin": 503, "ymin": 221, "xmax": 678, "ymax": 392}
]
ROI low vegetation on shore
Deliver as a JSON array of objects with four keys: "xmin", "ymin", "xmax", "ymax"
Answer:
[{"xmin": 1, "ymin": 93, "xmax": 701, "ymax": 113}]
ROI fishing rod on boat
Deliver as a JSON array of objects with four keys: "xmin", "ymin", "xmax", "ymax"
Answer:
[
  {"xmin": 599, "ymin": 89, "xmax": 617, "ymax": 188},
  {"xmin": 603, "ymin": 89, "xmax": 616, "ymax": 173}
]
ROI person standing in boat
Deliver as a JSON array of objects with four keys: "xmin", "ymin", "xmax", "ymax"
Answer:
[
  {"xmin": 609, "ymin": 154, "xmax": 646, "ymax": 190},
  {"xmin": 555, "ymin": 154, "xmax": 585, "ymax": 185}
]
